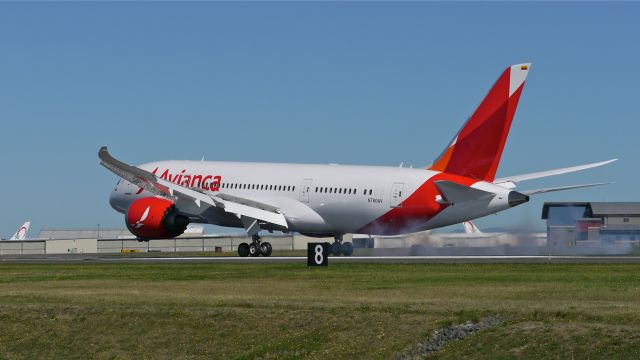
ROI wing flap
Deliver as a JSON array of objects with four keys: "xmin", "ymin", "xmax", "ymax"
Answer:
[{"xmin": 154, "ymin": 177, "xmax": 288, "ymax": 228}]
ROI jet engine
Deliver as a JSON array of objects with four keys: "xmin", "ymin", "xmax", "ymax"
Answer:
[{"xmin": 125, "ymin": 197, "xmax": 189, "ymax": 239}]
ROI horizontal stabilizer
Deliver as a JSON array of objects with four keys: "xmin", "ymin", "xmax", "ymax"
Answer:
[
  {"xmin": 521, "ymin": 182, "xmax": 609, "ymax": 196},
  {"xmin": 494, "ymin": 159, "xmax": 617, "ymax": 187},
  {"xmin": 434, "ymin": 180, "xmax": 495, "ymax": 204}
]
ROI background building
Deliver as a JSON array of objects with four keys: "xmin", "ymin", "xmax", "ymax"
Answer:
[
  {"xmin": 542, "ymin": 202, "xmax": 640, "ymax": 246},
  {"xmin": 38, "ymin": 226, "xmax": 204, "ymax": 240}
]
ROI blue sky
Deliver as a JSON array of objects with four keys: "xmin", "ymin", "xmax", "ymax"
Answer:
[{"xmin": 0, "ymin": 2, "xmax": 637, "ymax": 237}]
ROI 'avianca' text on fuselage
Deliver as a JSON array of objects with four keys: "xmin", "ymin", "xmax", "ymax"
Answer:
[{"xmin": 136, "ymin": 167, "xmax": 223, "ymax": 194}]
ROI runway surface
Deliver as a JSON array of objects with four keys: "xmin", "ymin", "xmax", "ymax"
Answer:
[{"xmin": 3, "ymin": 255, "xmax": 640, "ymax": 264}]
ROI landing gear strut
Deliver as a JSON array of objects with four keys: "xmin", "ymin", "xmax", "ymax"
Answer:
[
  {"xmin": 330, "ymin": 234, "xmax": 353, "ymax": 256},
  {"xmin": 238, "ymin": 234, "xmax": 272, "ymax": 257}
]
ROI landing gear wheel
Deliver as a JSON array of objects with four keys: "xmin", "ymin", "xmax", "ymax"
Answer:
[
  {"xmin": 249, "ymin": 243, "xmax": 261, "ymax": 257},
  {"xmin": 260, "ymin": 242, "xmax": 273, "ymax": 257},
  {"xmin": 238, "ymin": 243, "xmax": 250, "ymax": 257},
  {"xmin": 341, "ymin": 242, "xmax": 354, "ymax": 256},
  {"xmin": 331, "ymin": 242, "xmax": 342, "ymax": 256}
]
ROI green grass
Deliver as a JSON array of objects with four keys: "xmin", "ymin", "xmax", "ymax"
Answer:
[{"xmin": 0, "ymin": 263, "xmax": 640, "ymax": 359}]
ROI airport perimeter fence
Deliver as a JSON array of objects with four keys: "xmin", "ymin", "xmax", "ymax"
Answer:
[
  {"xmin": 97, "ymin": 236, "xmax": 296, "ymax": 253},
  {"xmin": 0, "ymin": 235, "xmax": 296, "ymax": 255}
]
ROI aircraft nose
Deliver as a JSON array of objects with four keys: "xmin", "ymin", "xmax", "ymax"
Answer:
[{"xmin": 109, "ymin": 189, "xmax": 128, "ymax": 213}]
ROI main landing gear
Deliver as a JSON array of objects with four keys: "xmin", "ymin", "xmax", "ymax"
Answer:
[
  {"xmin": 238, "ymin": 234, "xmax": 272, "ymax": 257},
  {"xmin": 328, "ymin": 234, "xmax": 353, "ymax": 256}
]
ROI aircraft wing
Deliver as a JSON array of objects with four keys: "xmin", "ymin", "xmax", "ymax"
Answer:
[
  {"xmin": 493, "ymin": 159, "xmax": 617, "ymax": 188},
  {"xmin": 98, "ymin": 147, "xmax": 288, "ymax": 229},
  {"xmin": 99, "ymin": 147, "xmax": 172, "ymax": 198},
  {"xmin": 520, "ymin": 182, "xmax": 609, "ymax": 196}
]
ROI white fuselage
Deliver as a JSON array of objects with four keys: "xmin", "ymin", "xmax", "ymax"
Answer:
[{"xmin": 109, "ymin": 160, "xmax": 516, "ymax": 236}]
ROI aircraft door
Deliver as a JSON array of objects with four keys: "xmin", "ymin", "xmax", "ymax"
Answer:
[
  {"xmin": 299, "ymin": 179, "xmax": 313, "ymax": 203},
  {"xmin": 390, "ymin": 182, "xmax": 405, "ymax": 208}
]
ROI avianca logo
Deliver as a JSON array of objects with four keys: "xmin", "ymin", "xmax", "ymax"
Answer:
[
  {"xmin": 16, "ymin": 227, "xmax": 27, "ymax": 239},
  {"xmin": 133, "ymin": 206, "xmax": 150, "ymax": 229},
  {"xmin": 136, "ymin": 168, "xmax": 222, "ymax": 194}
]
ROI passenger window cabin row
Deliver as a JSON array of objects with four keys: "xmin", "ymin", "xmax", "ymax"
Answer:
[
  {"xmin": 314, "ymin": 187, "xmax": 374, "ymax": 196},
  {"xmin": 220, "ymin": 182, "xmax": 375, "ymax": 197},
  {"xmin": 221, "ymin": 183, "xmax": 295, "ymax": 192}
]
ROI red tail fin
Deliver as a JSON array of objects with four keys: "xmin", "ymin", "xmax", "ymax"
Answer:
[{"xmin": 429, "ymin": 63, "xmax": 530, "ymax": 182}]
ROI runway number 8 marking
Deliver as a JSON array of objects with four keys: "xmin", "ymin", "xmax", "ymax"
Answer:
[
  {"xmin": 314, "ymin": 245, "xmax": 323, "ymax": 264},
  {"xmin": 307, "ymin": 243, "xmax": 328, "ymax": 267}
]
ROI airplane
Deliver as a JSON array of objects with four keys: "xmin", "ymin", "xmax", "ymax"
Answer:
[
  {"xmin": 463, "ymin": 221, "xmax": 483, "ymax": 234},
  {"xmin": 101, "ymin": 62, "xmax": 616, "ymax": 257},
  {"xmin": 7, "ymin": 221, "xmax": 31, "ymax": 241}
]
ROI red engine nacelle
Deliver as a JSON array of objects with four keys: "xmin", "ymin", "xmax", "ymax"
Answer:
[{"xmin": 125, "ymin": 197, "xmax": 189, "ymax": 239}]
